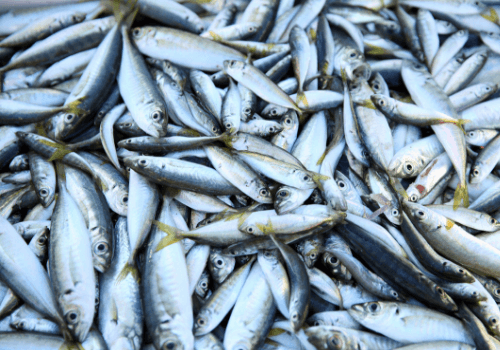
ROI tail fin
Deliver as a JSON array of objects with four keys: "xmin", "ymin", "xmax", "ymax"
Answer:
[
  {"xmin": 107, "ymin": 0, "xmax": 139, "ymax": 25},
  {"xmin": 152, "ymin": 220, "xmax": 182, "ymax": 251},
  {"xmin": 453, "ymin": 183, "xmax": 469, "ymax": 210},
  {"xmin": 116, "ymin": 262, "xmax": 140, "ymax": 284},
  {"xmin": 55, "ymin": 162, "xmax": 66, "ymax": 191},
  {"xmin": 311, "ymin": 171, "xmax": 330, "ymax": 191},
  {"xmin": 296, "ymin": 90, "xmax": 309, "ymax": 110},
  {"xmin": 63, "ymin": 97, "xmax": 86, "ymax": 116}
]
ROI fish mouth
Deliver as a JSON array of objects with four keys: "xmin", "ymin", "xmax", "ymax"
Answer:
[{"xmin": 351, "ymin": 63, "xmax": 371, "ymax": 81}]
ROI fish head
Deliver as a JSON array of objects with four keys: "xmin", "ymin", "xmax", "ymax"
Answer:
[
  {"xmin": 108, "ymin": 183, "xmax": 128, "ymax": 216},
  {"xmin": 370, "ymin": 94, "xmax": 395, "ymax": 115},
  {"xmin": 10, "ymin": 318, "xmax": 35, "ymax": 331},
  {"xmin": 465, "ymin": 130, "xmax": 483, "ymax": 144},
  {"xmin": 142, "ymin": 104, "xmax": 168, "ymax": 138},
  {"xmin": 280, "ymin": 111, "xmax": 298, "ymax": 131},
  {"xmin": 195, "ymin": 271, "xmax": 210, "ymax": 298},
  {"xmin": 35, "ymin": 182, "xmax": 56, "ymax": 208},
  {"xmin": 209, "ymin": 249, "xmax": 235, "ymax": 284},
  {"xmin": 131, "ymin": 26, "xmax": 156, "ymax": 42},
  {"xmin": 59, "ymin": 286, "xmax": 95, "ymax": 342},
  {"xmin": 385, "ymin": 206, "xmax": 402, "ymax": 225},
  {"xmin": 194, "ymin": 308, "xmax": 213, "ymax": 336},
  {"xmin": 486, "ymin": 314, "xmax": 500, "ymax": 335},
  {"xmin": 401, "ymin": 60, "xmax": 429, "ymax": 79},
  {"xmin": 406, "ymin": 185, "xmax": 421, "ymax": 203},
  {"xmin": 348, "ymin": 301, "xmax": 390, "ymax": 324},
  {"xmin": 388, "ymin": 155, "xmax": 419, "ymax": 178},
  {"xmin": 261, "ymin": 121, "xmax": 283, "ymax": 136},
  {"xmin": 261, "ymin": 104, "xmax": 287, "ymax": 119},
  {"xmin": 274, "ymin": 187, "xmax": 298, "ymax": 214},
  {"xmin": 322, "ymin": 251, "xmax": 346, "ymax": 278},
  {"xmin": 223, "ymin": 60, "xmax": 247, "ymax": 78},
  {"xmin": 484, "ymin": 213, "xmax": 500, "ymax": 229},
  {"xmin": 30, "ymin": 228, "xmax": 49, "ymax": 261},
  {"xmin": 55, "ymin": 110, "xmax": 86, "ymax": 141},
  {"xmin": 339, "ymin": 48, "xmax": 371, "ymax": 81},
  {"xmin": 90, "ymin": 227, "xmax": 112, "ymax": 272},
  {"xmin": 469, "ymin": 163, "xmax": 483, "ymax": 184},
  {"xmin": 402, "ymin": 200, "xmax": 436, "ymax": 231},
  {"xmin": 304, "ymin": 326, "xmax": 351, "ymax": 350},
  {"xmin": 258, "ymin": 249, "xmax": 280, "ymax": 266},
  {"xmin": 155, "ymin": 315, "xmax": 194, "ymax": 350}
]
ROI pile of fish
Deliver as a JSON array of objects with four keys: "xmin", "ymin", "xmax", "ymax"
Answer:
[{"xmin": 4, "ymin": 0, "xmax": 500, "ymax": 349}]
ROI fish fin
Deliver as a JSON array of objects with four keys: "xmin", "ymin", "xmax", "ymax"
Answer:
[
  {"xmin": 268, "ymin": 328, "xmax": 287, "ymax": 336},
  {"xmin": 311, "ymin": 172, "xmax": 329, "ymax": 191},
  {"xmin": 364, "ymin": 43, "xmax": 389, "ymax": 56},
  {"xmin": 296, "ymin": 90, "xmax": 309, "ymax": 109},
  {"xmin": 356, "ymin": 99, "xmax": 377, "ymax": 110},
  {"xmin": 47, "ymin": 148, "xmax": 72, "ymax": 162},
  {"xmin": 153, "ymin": 220, "xmax": 182, "ymax": 251},
  {"xmin": 445, "ymin": 219, "xmax": 454, "ymax": 230},
  {"xmin": 116, "ymin": 262, "xmax": 140, "ymax": 284},
  {"xmin": 255, "ymin": 217, "xmax": 275, "ymax": 235},
  {"xmin": 35, "ymin": 122, "xmax": 47, "ymax": 137},
  {"xmin": 481, "ymin": 7, "xmax": 499, "ymax": 23},
  {"xmin": 208, "ymin": 31, "xmax": 224, "ymax": 42},
  {"xmin": 106, "ymin": 0, "xmax": 139, "ymax": 25},
  {"xmin": 456, "ymin": 119, "xmax": 471, "ymax": 134},
  {"xmin": 453, "ymin": 183, "xmax": 469, "ymax": 210},
  {"xmin": 64, "ymin": 97, "xmax": 86, "ymax": 117},
  {"xmin": 316, "ymin": 151, "xmax": 327, "ymax": 166}
]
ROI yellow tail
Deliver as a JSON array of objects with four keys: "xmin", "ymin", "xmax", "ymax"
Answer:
[
  {"xmin": 453, "ymin": 183, "xmax": 469, "ymax": 210},
  {"xmin": 153, "ymin": 220, "xmax": 182, "ymax": 251},
  {"xmin": 63, "ymin": 97, "xmax": 86, "ymax": 117},
  {"xmin": 116, "ymin": 262, "xmax": 140, "ymax": 284}
]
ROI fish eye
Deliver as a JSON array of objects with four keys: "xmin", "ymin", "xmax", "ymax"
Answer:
[
  {"xmin": 417, "ymin": 210, "xmax": 425, "ymax": 217},
  {"xmin": 405, "ymin": 163, "xmax": 413, "ymax": 172},
  {"xmin": 468, "ymin": 132, "xmax": 474, "ymax": 137},
  {"xmin": 132, "ymin": 28, "xmax": 141, "ymax": 36},
  {"xmin": 490, "ymin": 218, "xmax": 497, "ymax": 224},
  {"xmin": 338, "ymin": 181, "xmax": 346, "ymax": 189},
  {"xmin": 243, "ymin": 108, "xmax": 252, "ymax": 115},
  {"xmin": 38, "ymin": 236, "xmax": 47, "ymax": 245},
  {"xmin": 122, "ymin": 195, "xmax": 128, "ymax": 204},
  {"xmin": 349, "ymin": 52, "xmax": 356, "ymax": 58},
  {"xmin": 216, "ymin": 259, "xmax": 224, "ymax": 267},
  {"xmin": 247, "ymin": 227, "xmax": 254, "ymax": 233},
  {"xmin": 437, "ymin": 287, "xmax": 444, "ymax": 295},
  {"xmin": 492, "ymin": 317, "xmax": 498, "ymax": 325},
  {"xmin": 303, "ymin": 175, "xmax": 310, "ymax": 181},
  {"xmin": 230, "ymin": 61, "xmax": 237, "ymax": 68},
  {"xmin": 486, "ymin": 86, "xmax": 491, "ymax": 91},
  {"xmin": 314, "ymin": 321, "xmax": 321, "ymax": 326},
  {"xmin": 66, "ymin": 311, "xmax": 79, "ymax": 324},
  {"xmin": 197, "ymin": 317, "xmax": 206, "ymax": 326},
  {"xmin": 473, "ymin": 168, "xmax": 480, "ymax": 176},
  {"xmin": 496, "ymin": 288, "xmax": 500, "ymax": 295},
  {"xmin": 95, "ymin": 242, "xmax": 109, "ymax": 255},
  {"xmin": 310, "ymin": 253, "xmax": 316, "ymax": 259},
  {"xmin": 410, "ymin": 195, "xmax": 418, "ymax": 202},
  {"xmin": 270, "ymin": 109, "xmax": 278, "ymax": 116},
  {"xmin": 378, "ymin": 99, "xmax": 385, "ymax": 106},
  {"xmin": 151, "ymin": 111, "xmax": 162, "ymax": 121},
  {"xmin": 392, "ymin": 291, "xmax": 398, "ymax": 298},
  {"xmin": 291, "ymin": 312, "xmax": 298, "ymax": 320},
  {"xmin": 201, "ymin": 281, "xmax": 207, "ymax": 288},
  {"xmin": 373, "ymin": 84, "xmax": 380, "ymax": 90},
  {"xmin": 392, "ymin": 209, "xmax": 399, "ymax": 216},
  {"xmin": 225, "ymin": 123, "xmax": 232, "ymax": 129},
  {"xmin": 259, "ymin": 188, "xmax": 268, "ymax": 196},
  {"xmin": 249, "ymin": 26, "xmax": 256, "ymax": 32},
  {"xmin": 351, "ymin": 84, "xmax": 358, "ymax": 89},
  {"xmin": 65, "ymin": 113, "xmax": 75, "ymax": 122},
  {"xmin": 212, "ymin": 126, "xmax": 218, "ymax": 132},
  {"xmin": 368, "ymin": 302, "xmax": 379, "ymax": 312},
  {"xmin": 284, "ymin": 118, "xmax": 292, "ymax": 124},
  {"xmin": 329, "ymin": 334, "xmax": 343, "ymax": 347},
  {"xmin": 414, "ymin": 64, "xmax": 424, "ymax": 69},
  {"xmin": 39, "ymin": 188, "xmax": 49, "ymax": 197},
  {"xmin": 362, "ymin": 150, "xmax": 368, "ymax": 157},
  {"xmin": 125, "ymin": 123, "xmax": 132, "ymax": 127},
  {"xmin": 268, "ymin": 127, "xmax": 274, "ymax": 133},
  {"xmin": 163, "ymin": 341, "xmax": 177, "ymax": 350},
  {"xmin": 278, "ymin": 190, "xmax": 288, "ymax": 197},
  {"xmin": 329, "ymin": 256, "xmax": 338, "ymax": 264},
  {"xmin": 264, "ymin": 250, "xmax": 273, "ymax": 258},
  {"xmin": 475, "ymin": 0, "xmax": 480, "ymax": 5}
]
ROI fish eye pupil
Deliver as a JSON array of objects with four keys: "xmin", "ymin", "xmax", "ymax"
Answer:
[
  {"xmin": 303, "ymin": 176, "xmax": 309, "ymax": 181},
  {"xmin": 216, "ymin": 259, "xmax": 223, "ymax": 266},
  {"xmin": 338, "ymin": 181, "xmax": 345, "ymax": 188},
  {"xmin": 418, "ymin": 210, "xmax": 424, "ymax": 216},
  {"xmin": 248, "ymin": 227, "xmax": 253, "ymax": 232},
  {"xmin": 69, "ymin": 313, "xmax": 77, "ymax": 320},
  {"xmin": 97, "ymin": 243, "xmax": 106, "ymax": 251},
  {"xmin": 406, "ymin": 164, "xmax": 413, "ymax": 171},
  {"xmin": 279, "ymin": 191, "xmax": 287, "ymax": 197},
  {"xmin": 133, "ymin": 28, "xmax": 140, "ymax": 35},
  {"xmin": 123, "ymin": 196, "xmax": 128, "ymax": 203},
  {"xmin": 373, "ymin": 84, "xmax": 380, "ymax": 90},
  {"xmin": 370, "ymin": 303, "xmax": 378, "ymax": 311},
  {"xmin": 329, "ymin": 257, "xmax": 338, "ymax": 264},
  {"xmin": 350, "ymin": 52, "xmax": 356, "ymax": 58}
]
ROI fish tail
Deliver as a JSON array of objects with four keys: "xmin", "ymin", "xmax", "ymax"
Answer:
[
  {"xmin": 55, "ymin": 162, "xmax": 66, "ymax": 188},
  {"xmin": 296, "ymin": 90, "xmax": 309, "ymax": 109},
  {"xmin": 456, "ymin": 119, "xmax": 471, "ymax": 134},
  {"xmin": 63, "ymin": 97, "xmax": 86, "ymax": 117},
  {"xmin": 311, "ymin": 172, "xmax": 329, "ymax": 190},
  {"xmin": 107, "ymin": 0, "xmax": 139, "ymax": 25},
  {"xmin": 116, "ymin": 261, "xmax": 140, "ymax": 284},
  {"xmin": 453, "ymin": 182, "xmax": 469, "ymax": 210},
  {"xmin": 152, "ymin": 220, "xmax": 182, "ymax": 251}
]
